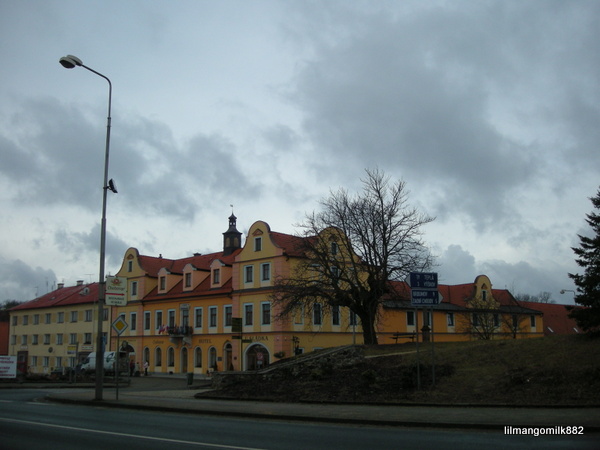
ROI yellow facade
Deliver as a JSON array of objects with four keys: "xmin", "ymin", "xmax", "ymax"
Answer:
[{"xmin": 8, "ymin": 283, "xmax": 114, "ymax": 374}]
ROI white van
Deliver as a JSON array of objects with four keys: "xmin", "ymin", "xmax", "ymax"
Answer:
[{"xmin": 80, "ymin": 351, "xmax": 128, "ymax": 375}]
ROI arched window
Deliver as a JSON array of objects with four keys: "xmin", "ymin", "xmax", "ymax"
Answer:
[
  {"xmin": 194, "ymin": 347, "xmax": 202, "ymax": 368},
  {"xmin": 143, "ymin": 347, "xmax": 150, "ymax": 366},
  {"xmin": 208, "ymin": 347, "xmax": 217, "ymax": 371},
  {"xmin": 155, "ymin": 347, "xmax": 162, "ymax": 366},
  {"xmin": 168, "ymin": 347, "xmax": 175, "ymax": 367}
]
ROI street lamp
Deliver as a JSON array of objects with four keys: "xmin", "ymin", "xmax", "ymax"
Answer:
[{"xmin": 59, "ymin": 55, "xmax": 115, "ymax": 401}]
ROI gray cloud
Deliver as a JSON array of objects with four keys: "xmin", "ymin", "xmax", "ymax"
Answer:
[
  {"xmin": 288, "ymin": 1, "xmax": 600, "ymax": 231},
  {"xmin": 0, "ymin": 257, "xmax": 56, "ymax": 302}
]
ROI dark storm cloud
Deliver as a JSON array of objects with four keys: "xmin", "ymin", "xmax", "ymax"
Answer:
[
  {"xmin": 0, "ymin": 257, "xmax": 56, "ymax": 301},
  {"xmin": 288, "ymin": 1, "xmax": 600, "ymax": 230},
  {"xmin": 0, "ymin": 97, "xmax": 261, "ymax": 221}
]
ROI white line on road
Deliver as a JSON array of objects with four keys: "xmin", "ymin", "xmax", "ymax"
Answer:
[{"xmin": 0, "ymin": 417, "xmax": 267, "ymax": 450}]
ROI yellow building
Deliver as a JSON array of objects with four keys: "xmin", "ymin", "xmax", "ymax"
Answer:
[
  {"xmin": 8, "ymin": 282, "xmax": 112, "ymax": 375},
  {"xmin": 112, "ymin": 216, "xmax": 364, "ymax": 375},
  {"xmin": 379, "ymin": 275, "xmax": 544, "ymax": 343}
]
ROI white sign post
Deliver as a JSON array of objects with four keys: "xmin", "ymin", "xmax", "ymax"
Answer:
[
  {"xmin": 105, "ymin": 276, "xmax": 128, "ymax": 306},
  {"xmin": 0, "ymin": 356, "xmax": 17, "ymax": 379}
]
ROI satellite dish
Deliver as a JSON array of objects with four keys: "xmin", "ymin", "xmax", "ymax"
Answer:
[{"xmin": 108, "ymin": 179, "xmax": 118, "ymax": 194}]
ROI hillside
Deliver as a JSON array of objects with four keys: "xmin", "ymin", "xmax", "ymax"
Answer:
[{"xmin": 197, "ymin": 335, "xmax": 600, "ymax": 405}]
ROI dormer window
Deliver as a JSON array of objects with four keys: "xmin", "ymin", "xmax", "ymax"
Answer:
[
  {"xmin": 159, "ymin": 276, "xmax": 166, "ymax": 291},
  {"xmin": 254, "ymin": 237, "xmax": 262, "ymax": 252},
  {"xmin": 185, "ymin": 272, "xmax": 192, "ymax": 288},
  {"xmin": 331, "ymin": 241, "xmax": 338, "ymax": 255},
  {"xmin": 213, "ymin": 268, "xmax": 221, "ymax": 285}
]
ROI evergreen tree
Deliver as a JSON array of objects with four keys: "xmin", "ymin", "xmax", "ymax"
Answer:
[{"xmin": 568, "ymin": 187, "xmax": 600, "ymax": 333}]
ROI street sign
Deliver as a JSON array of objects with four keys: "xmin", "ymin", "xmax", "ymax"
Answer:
[
  {"xmin": 409, "ymin": 272, "xmax": 440, "ymax": 306},
  {"xmin": 112, "ymin": 316, "xmax": 128, "ymax": 335},
  {"xmin": 411, "ymin": 289, "xmax": 441, "ymax": 305},
  {"xmin": 105, "ymin": 276, "xmax": 127, "ymax": 306},
  {"xmin": 409, "ymin": 272, "xmax": 438, "ymax": 289}
]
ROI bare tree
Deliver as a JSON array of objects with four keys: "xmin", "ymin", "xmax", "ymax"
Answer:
[
  {"xmin": 272, "ymin": 168, "xmax": 434, "ymax": 345},
  {"xmin": 515, "ymin": 291, "xmax": 555, "ymax": 304}
]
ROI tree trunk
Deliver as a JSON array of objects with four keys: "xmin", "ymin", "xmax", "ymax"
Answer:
[{"xmin": 359, "ymin": 312, "xmax": 379, "ymax": 345}]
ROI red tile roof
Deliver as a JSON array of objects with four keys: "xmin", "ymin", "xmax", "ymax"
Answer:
[
  {"xmin": 138, "ymin": 249, "xmax": 241, "ymax": 277},
  {"xmin": 10, "ymin": 283, "xmax": 99, "ymax": 310},
  {"xmin": 270, "ymin": 232, "xmax": 309, "ymax": 257},
  {"xmin": 519, "ymin": 301, "xmax": 581, "ymax": 335}
]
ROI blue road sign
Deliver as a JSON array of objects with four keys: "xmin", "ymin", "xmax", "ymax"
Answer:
[
  {"xmin": 409, "ymin": 272, "xmax": 438, "ymax": 289},
  {"xmin": 411, "ymin": 289, "xmax": 440, "ymax": 305}
]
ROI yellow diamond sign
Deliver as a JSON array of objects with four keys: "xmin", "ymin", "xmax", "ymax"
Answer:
[{"xmin": 112, "ymin": 316, "xmax": 128, "ymax": 335}]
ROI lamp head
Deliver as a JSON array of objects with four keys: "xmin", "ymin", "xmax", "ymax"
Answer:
[{"xmin": 59, "ymin": 55, "xmax": 83, "ymax": 69}]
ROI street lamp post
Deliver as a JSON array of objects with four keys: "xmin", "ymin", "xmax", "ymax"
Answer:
[{"xmin": 59, "ymin": 55, "xmax": 113, "ymax": 401}]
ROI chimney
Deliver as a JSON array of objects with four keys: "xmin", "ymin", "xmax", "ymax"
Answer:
[
  {"xmin": 57, "ymin": 283, "xmax": 64, "ymax": 289},
  {"xmin": 77, "ymin": 280, "xmax": 84, "ymax": 286}
]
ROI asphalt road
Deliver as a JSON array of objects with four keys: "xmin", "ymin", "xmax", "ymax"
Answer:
[{"xmin": 0, "ymin": 388, "xmax": 597, "ymax": 450}]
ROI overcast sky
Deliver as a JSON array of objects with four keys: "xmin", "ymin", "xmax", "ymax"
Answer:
[{"xmin": 1, "ymin": 0, "xmax": 598, "ymax": 304}]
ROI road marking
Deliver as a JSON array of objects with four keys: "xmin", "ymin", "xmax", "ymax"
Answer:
[{"xmin": 0, "ymin": 417, "xmax": 266, "ymax": 450}]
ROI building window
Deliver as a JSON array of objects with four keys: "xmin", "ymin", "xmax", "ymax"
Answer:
[
  {"xmin": 85, "ymin": 310, "xmax": 93, "ymax": 322},
  {"xmin": 44, "ymin": 334, "xmax": 51, "ymax": 345},
  {"xmin": 56, "ymin": 356, "xmax": 63, "ymax": 368},
  {"xmin": 43, "ymin": 356, "xmax": 49, "ymax": 367},
  {"xmin": 160, "ymin": 276, "xmax": 166, "ymax": 291},
  {"xmin": 423, "ymin": 311, "xmax": 431, "ymax": 327},
  {"xmin": 45, "ymin": 313, "xmax": 51, "ymax": 324},
  {"xmin": 156, "ymin": 311, "xmax": 163, "ymax": 331},
  {"xmin": 493, "ymin": 313, "xmax": 500, "ymax": 328},
  {"xmin": 473, "ymin": 313, "xmax": 479, "ymax": 327},
  {"xmin": 144, "ymin": 312, "xmax": 151, "ymax": 330},
  {"xmin": 224, "ymin": 305, "xmax": 232, "ymax": 327},
  {"xmin": 331, "ymin": 241, "xmax": 338, "ymax": 255},
  {"xmin": 23, "ymin": 315, "xmax": 29, "ymax": 325},
  {"xmin": 128, "ymin": 260, "xmax": 133, "ymax": 272},
  {"xmin": 254, "ymin": 237, "xmax": 262, "ymax": 251},
  {"xmin": 56, "ymin": 334, "xmax": 63, "ymax": 345},
  {"xmin": 194, "ymin": 308, "xmax": 203, "ymax": 328},
  {"xmin": 194, "ymin": 347, "xmax": 202, "ymax": 368},
  {"xmin": 530, "ymin": 315, "xmax": 536, "ymax": 328},
  {"xmin": 69, "ymin": 333, "xmax": 77, "ymax": 345},
  {"xmin": 32, "ymin": 334, "xmax": 39, "ymax": 345},
  {"xmin": 213, "ymin": 268, "xmax": 220, "ymax": 285},
  {"xmin": 482, "ymin": 290, "xmax": 487, "ymax": 302},
  {"xmin": 244, "ymin": 265, "xmax": 254, "ymax": 284},
  {"xmin": 10, "ymin": 335, "xmax": 16, "ymax": 345},
  {"xmin": 313, "ymin": 303, "xmax": 322, "ymax": 326},
  {"xmin": 262, "ymin": 302, "xmax": 271, "ymax": 325},
  {"xmin": 407, "ymin": 311, "xmax": 415, "ymax": 327},
  {"xmin": 167, "ymin": 347, "xmax": 175, "ymax": 367},
  {"xmin": 12, "ymin": 316, "xmax": 17, "ymax": 326},
  {"xmin": 130, "ymin": 312, "xmax": 137, "ymax": 331},
  {"xmin": 244, "ymin": 304, "xmax": 253, "ymax": 326},
  {"xmin": 181, "ymin": 307, "xmax": 189, "ymax": 327},
  {"xmin": 209, "ymin": 307, "xmax": 217, "ymax": 328},
  {"xmin": 143, "ymin": 347, "xmax": 150, "ymax": 367},
  {"xmin": 131, "ymin": 281, "xmax": 138, "ymax": 297},
  {"xmin": 185, "ymin": 272, "xmax": 192, "ymax": 288},
  {"xmin": 84, "ymin": 333, "xmax": 92, "ymax": 344},
  {"xmin": 168, "ymin": 310, "xmax": 176, "ymax": 327},
  {"xmin": 332, "ymin": 305, "xmax": 340, "ymax": 326},
  {"xmin": 31, "ymin": 356, "xmax": 37, "ymax": 366},
  {"xmin": 261, "ymin": 263, "xmax": 271, "ymax": 282},
  {"xmin": 155, "ymin": 348, "xmax": 162, "ymax": 366},
  {"xmin": 33, "ymin": 314, "xmax": 39, "ymax": 325},
  {"xmin": 70, "ymin": 311, "xmax": 78, "ymax": 322},
  {"xmin": 447, "ymin": 313, "xmax": 455, "ymax": 327}
]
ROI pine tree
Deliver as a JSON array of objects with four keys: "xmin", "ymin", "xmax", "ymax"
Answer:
[{"xmin": 568, "ymin": 187, "xmax": 600, "ymax": 333}]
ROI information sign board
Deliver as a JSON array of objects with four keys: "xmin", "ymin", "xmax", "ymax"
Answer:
[{"xmin": 105, "ymin": 276, "xmax": 128, "ymax": 306}]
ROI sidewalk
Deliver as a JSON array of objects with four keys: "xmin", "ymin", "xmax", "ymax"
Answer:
[{"xmin": 41, "ymin": 376, "xmax": 600, "ymax": 431}]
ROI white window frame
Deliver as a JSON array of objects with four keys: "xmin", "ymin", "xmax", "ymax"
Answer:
[
  {"xmin": 254, "ymin": 237, "xmax": 262, "ymax": 252},
  {"xmin": 209, "ymin": 306, "xmax": 217, "ymax": 328},
  {"xmin": 244, "ymin": 265, "xmax": 254, "ymax": 284},
  {"xmin": 194, "ymin": 307, "xmax": 203, "ymax": 329},
  {"xmin": 244, "ymin": 303, "xmax": 253, "ymax": 326},
  {"xmin": 261, "ymin": 302, "xmax": 271, "ymax": 325},
  {"xmin": 261, "ymin": 263, "xmax": 271, "ymax": 282},
  {"xmin": 144, "ymin": 311, "xmax": 151, "ymax": 330},
  {"xmin": 224, "ymin": 305, "xmax": 232, "ymax": 328}
]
